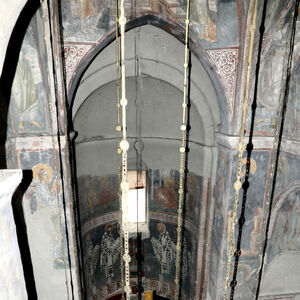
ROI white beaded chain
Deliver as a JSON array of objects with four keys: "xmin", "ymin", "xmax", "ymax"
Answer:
[
  {"xmin": 114, "ymin": 0, "xmax": 125, "ymax": 298},
  {"xmin": 119, "ymin": 0, "xmax": 131, "ymax": 298},
  {"xmin": 222, "ymin": 0, "xmax": 258, "ymax": 298}
]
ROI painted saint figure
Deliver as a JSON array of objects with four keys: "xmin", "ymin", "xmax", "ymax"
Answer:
[
  {"xmin": 85, "ymin": 233, "xmax": 100, "ymax": 283},
  {"xmin": 151, "ymin": 223, "xmax": 176, "ymax": 274},
  {"xmin": 100, "ymin": 223, "xmax": 120, "ymax": 278}
]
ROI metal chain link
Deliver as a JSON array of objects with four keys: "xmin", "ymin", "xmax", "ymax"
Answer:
[
  {"xmin": 253, "ymin": 1, "xmax": 299, "ymax": 298},
  {"xmin": 119, "ymin": 0, "xmax": 131, "ymax": 298},
  {"xmin": 174, "ymin": 1, "xmax": 190, "ymax": 299},
  {"xmin": 115, "ymin": 1, "xmax": 125, "ymax": 299},
  {"xmin": 222, "ymin": 0, "xmax": 258, "ymax": 298},
  {"xmin": 229, "ymin": 0, "xmax": 268, "ymax": 297}
]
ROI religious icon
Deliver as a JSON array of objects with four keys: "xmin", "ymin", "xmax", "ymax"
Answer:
[
  {"xmin": 28, "ymin": 163, "xmax": 57, "ymax": 210},
  {"xmin": 100, "ymin": 223, "xmax": 120, "ymax": 278},
  {"xmin": 85, "ymin": 233, "xmax": 100, "ymax": 281},
  {"xmin": 151, "ymin": 223, "xmax": 176, "ymax": 274}
]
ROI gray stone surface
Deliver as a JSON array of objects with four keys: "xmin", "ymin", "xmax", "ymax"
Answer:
[{"xmin": 259, "ymin": 252, "xmax": 300, "ymax": 299}]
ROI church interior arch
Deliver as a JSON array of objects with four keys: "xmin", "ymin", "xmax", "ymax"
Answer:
[{"xmin": 72, "ymin": 24, "xmax": 221, "ymax": 299}]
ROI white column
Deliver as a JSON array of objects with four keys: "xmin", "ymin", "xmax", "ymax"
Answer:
[{"xmin": 0, "ymin": 169, "xmax": 27, "ymax": 300}]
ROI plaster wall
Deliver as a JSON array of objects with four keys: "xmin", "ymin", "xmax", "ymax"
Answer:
[
  {"xmin": 0, "ymin": 0, "xmax": 28, "ymax": 75},
  {"xmin": 259, "ymin": 252, "xmax": 300, "ymax": 299},
  {"xmin": 72, "ymin": 25, "xmax": 220, "ymax": 145},
  {"xmin": 0, "ymin": 169, "xmax": 26, "ymax": 300},
  {"xmin": 1, "ymin": 2, "xmax": 80, "ymax": 299}
]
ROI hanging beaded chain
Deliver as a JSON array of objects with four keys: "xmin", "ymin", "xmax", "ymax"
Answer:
[
  {"xmin": 253, "ymin": 1, "xmax": 299, "ymax": 298},
  {"xmin": 174, "ymin": 0, "xmax": 190, "ymax": 299},
  {"xmin": 115, "ymin": 1, "xmax": 125, "ymax": 299},
  {"xmin": 222, "ymin": 0, "xmax": 258, "ymax": 298},
  {"xmin": 118, "ymin": 0, "xmax": 131, "ymax": 298}
]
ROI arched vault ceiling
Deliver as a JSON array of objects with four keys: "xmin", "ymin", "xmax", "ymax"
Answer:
[
  {"xmin": 72, "ymin": 25, "xmax": 220, "ymax": 146},
  {"xmin": 74, "ymin": 76, "xmax": 216, "ymax": 177}
]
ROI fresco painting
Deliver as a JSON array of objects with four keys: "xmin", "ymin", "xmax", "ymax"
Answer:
[
  {"xmin": 79, "ymin": 169, "xmax": 202, "ymax": 227},
  {"xmin": 211, "ymin": 150, "xmax": 300, "ymax": 297},
  {"xmin": 78, "ymin": 174, "xmax": 119, "ymax": 222},
  {"xmin": 9, "ymin": 30, "xmax": 49, "ymax": 135},
  {"xmin": 83, "ymin": 222, "xmax": 121, "ymax": 299},
  {"xmin": 82, "ymin": 217, "xmax": 197, "ymax": 299},
  {"xmin": 227, "ymin": 151, "xmax": 269, "ymax": 256},
  {"xmin": 1, "ymin": 0, "xmax": 298, "ymax": 297},
  {"xmin": 100, "ymin": 223, "xmax": 120, "ymax": 280},
  {"xmin": 190, "ymin": 0, "xmax": 217, "ymax": 42},
  {"xmin": 212, "ymin": 147, "xmax": 231, "ymax": 253},
  {"xmin": 145, "ymin": 220, "xmax": 196, "ymax": 299},
  {"xmin": 153, "ymin": 174, "xmax": 178, "ymax": 210},
  {"xmin": 209, "ymin": 147, "xmax": 232, "ymax": 298},
  {"xmin": 151, "ymin": 169, "xmax": 202, "ymax": 225},
  {"xmin": 28, "ymin": 6, "xmax": 52, "ymax": 99},
  {"xmin": 210, "ymin": 148, "xmax": 271, "ymax": 298},
  {"xmin": 18, "ymin": 149, "xmax": 68, "ymax": 269},
  {"xmin": 61, "ymin": 0, "xmax": 238, "ymax": 48},
  {"xmin": 284, "ymin": 60, "xmax": 300, "ymax": 138},
  {"xmin": 254, "ymin": 0, "xmax": 295, "ymax": 134},
  {"xmin": 19, "ymin": 150, "xmax": 60, "ymax": 212},
  {"xmin": 268, "ymin": 189, "xmax": 300, "ymax": 263},
  {"xmin": 208, "ymin": 244, "xmax": 220, "ymax": 300},
  {"xmin": 62, "ymin": 0, "xmax": 108, "ymax": 42},
  {"xmin": 234, "ymin": 262, "xmax": 257, "ymax": 300},
  {"xmin": 275, "ymin": 153, "xmax": 300, "ymax": 198},
  {"xmin": 255, "ymin": 45, "xmax": 285, "ymax": 133},
  {"xmin": 151, "ymin": 222, "xmax": 176, "ymax": 275},
  {"xmin": 78, "ymin": 169, "xmax": 201, "ymax": 298}
]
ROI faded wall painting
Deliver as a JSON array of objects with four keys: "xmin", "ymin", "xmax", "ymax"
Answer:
[
  {"xmin": 151, "ymin": 222, "xmax": 192, "ymax": 281},
  {"xmin": 221, "ymin": 151, "xmax": 270, "ymax": 298},
  {"xmin": 145, "ymin": 220, "xmax": 196, "ymax": 299},
  {"xmin": 78, "ymin": 174, "xmax": 119, "ymax": 223},
  {"xmin": 78, "ymin": 169, "xmax": 203, "ymax": 227},
  {"xmin": 212, "ymin": 148, "xmax": 231, "ymax": 250},
  {"xmin": 209, "ymin": 146, "xmax": 231, "ymax": 299},
  {"xmin": 210, "ymin": 147, "xmax": 271, "ymax": 298},
  {"xmin": 9, "ymin": 29, "xmax": 49, "ymax": 135},
  {"xmin": 233, "ymin": 151, "xmax": 269, "ymax": 256},
  {"xmin": 62, "ymin": 0, "xmax": 239, "ymax": 48},
  {"xmin": 19, "ymin": 149, "xmax": 68, "ymax": 269},
  {"xmin": 82, "ymin": 220, "xmax": 195, "ymax": 299},
  {"xmin": 82, "ymin": 222, "xmax": 122, "ymax": 299},
  {"xmin": 274, "ymin": 153, "xmax": 300, "ymax": 198},
  {"xmin": 268, "ymin": 189, "xmax": 300, "ymax": 263},
  {"xmin": 254, "ymin": 0, "xmax": 295, "ymax": 133},
  {"xmin": 79, "ymin": 168, "xmax": 202, "ymax": 298},
  {"xmin": 284, "ymin": 59, "xmax": 300, "ymax": 138},
  {"xmin": 150, "ymin": 169, "xmax": 202, "ymax": 227}
]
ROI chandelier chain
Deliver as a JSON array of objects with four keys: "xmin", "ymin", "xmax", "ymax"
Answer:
[
  {"xmin": 115, "ymin": 1, "xmax": 125, "ymax": 299},
  {"xmin": 174, "ymin": 0, "xmax": 190, "ymax": 299},
  {"xmin": 222, "ymin": 0, "xmax": 258, "ymax": 298},
  {"xmin": 253, "ymin": 1, "xmax": 299, "ymax": 298},
  {"xmin": 118, "ymin": 0, "xmax": 131, "ymax": 298}
]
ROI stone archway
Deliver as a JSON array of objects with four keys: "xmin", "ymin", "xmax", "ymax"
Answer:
[
  {"xmin": 0, "ymin": 0, "xmax": 30, "ymax": 75},
  {"xmin": 71, "ymin": 24, "xmax": 221, "ymax": 299}
]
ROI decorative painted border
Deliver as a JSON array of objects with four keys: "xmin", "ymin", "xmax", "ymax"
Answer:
[
  {"xmin": 207, "ymin": 48, "xmax": 239, "ymax": 119},
  {"xmin": 82, "ymin": 210, "xmax": 198, "ymax": 237}
]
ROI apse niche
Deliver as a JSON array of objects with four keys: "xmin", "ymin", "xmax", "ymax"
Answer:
[{"xmin": 72, "ymin": 25, "xmax": 220, "ymax": 299}]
